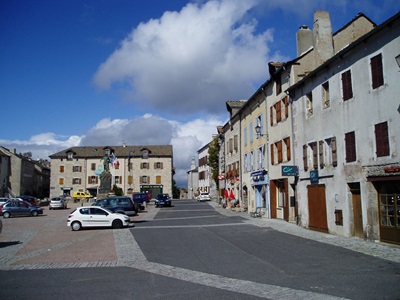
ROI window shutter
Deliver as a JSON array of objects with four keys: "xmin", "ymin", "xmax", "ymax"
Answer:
[
  {"xmin": 139, "ymin": 176, "xmax": 142, "ymax": 184},
  {"xmin": 277, "ymin": 141, "xmax": 283, "ymax": 163},
  {"xmin": 59, "ymin": 178, "xmax": 64, "ymax": 185},
  {"xmin": 80, "ymin": 166, "xmax": 82, "ymax": 172},
  {"xmin": 270, "ymin": 106, "xmax": 273, "ymax": 126},
  {"xmin": 276, "ymin": 102, "xmax": 281, "ymax": 123},
  {"xmin": 128, "ymin": 175, "xmax": 133, "ymax": 184},
  {"xmin": 60, "ymin": 166, "xmax": 64, "ymax": 172},
  {"xmin": 284, "ymin": 96, "xmax": 289, "ymax": 118},
  {"xmin": 286, "ymin": 137, "xmax": 291, "ymax": 161},
  {"xmin": 371, "ymin": 53, "xmax": 383, "ymax": 89},
  {"xmin": 332, "ymin": 137, "xmax": 337, "ymax": 167},
  {"xmin": 270, "ymin": 144, "xmax": 275, "ymax": 165},
  {"xmin": 88, "ymin": 176, "xmax": 90, "ymax": 182},
  {"xmin": 319, "ymin": 140, "xmax": 324, "ymax": 168},
  {"xmin": 342, "ymin": 70, "xmax": 353, "ymax": 101},
  {"xmin": 303, "ymin": 144, "xmax": 308, "ymax": 171},
  {"xmin": 312, "ymin": 142, "xmax": 318, "ymax": 170},
  {"xmin": 375, "ymin": 122, "xmax": 389, "ymax": 157}
]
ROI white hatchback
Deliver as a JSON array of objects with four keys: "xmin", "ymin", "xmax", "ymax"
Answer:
[
  {"xmin": 67, "ymin": 206, "xmax": 132, "ymax": 231},
  {"xmin": 197, "ymin": 192, "xmax": 211, "ymax": 202}
]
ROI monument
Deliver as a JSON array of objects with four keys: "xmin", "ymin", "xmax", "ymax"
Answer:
[{"xmin": 98, "ymin": 152, "xmax": 112, "ymax": 199}]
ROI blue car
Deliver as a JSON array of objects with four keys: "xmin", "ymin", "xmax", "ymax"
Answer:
[{"xmin": 155, "ymin": 194, "xmax": 171, "ymax": 207}]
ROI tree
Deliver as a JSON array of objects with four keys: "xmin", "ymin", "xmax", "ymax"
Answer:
[
  {"xmin": 112, "ymin": 184, "xmax": 123, "ymax": 196},
  {"xmin": 208, "ymin": 135, "xmax": 220, "ymax": 190},
  {"xmin": 172, "ymin": 179, "xmax": 180, "ymax": 199}
]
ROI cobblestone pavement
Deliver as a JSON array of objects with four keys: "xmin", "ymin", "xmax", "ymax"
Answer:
[{"xmin": 1, "ymin": 199, "xmax": 399, "ymax": 299}]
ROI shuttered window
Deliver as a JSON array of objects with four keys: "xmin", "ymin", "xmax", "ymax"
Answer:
[
  {"xmin": 371, "ymin": 53, "xmax": 384, "ymax": 89},
  {"xmin": 375, "ymin": 121, "xmax": 389, "ymax": 157},
  {"xmin": 342, "ymin": 70, "xmax": 353, "ymax": 101},
  {"xmin": 345, "ymin": 131, "xmax": 356, "ymax": 162}
]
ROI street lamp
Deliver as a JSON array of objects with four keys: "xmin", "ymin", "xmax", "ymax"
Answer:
[{"xmin": 255, "ymin": 124, "xmax": 268, "ymax": 140}]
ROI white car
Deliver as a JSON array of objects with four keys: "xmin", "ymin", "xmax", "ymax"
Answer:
[
  {"xmin": 67, "ymin": 206, "xmax": 132, "ymax": 231},
  {"xmin": 49, "ymin": 197, "xmax": 68, "ymax": 209},
  {"xmin": 197, "ymin": 192, "xmax": 211, "ymax": 202}
]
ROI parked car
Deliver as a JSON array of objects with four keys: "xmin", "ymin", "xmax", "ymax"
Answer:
[
  {"xmin": 72, "ymin": 191, "xmax": 92, "ymax": 202},
  {"xmin": 0, "ymin": 198, "xmax": 9, "ymax": 206},
  {"xmin": 132, "ymin": 192, "xmax": 150, "ymax": 211},
  {"xmin": 155, "ymin": 194, "xmax": 172, "ymax": 207},
  {"xmin": 1, "ymin": 200, "xmax": 43, "ymax": 218},
  {"xmin": 92, "ymin": 196, "xmax": 137, "ymax": 216},
  {"xmin": 17, "ymin": 195, "xmax": 37, "ymax": 206},
  {"xmin": 67, "ymin": 206, "xmax": 132, "ymax": 231},
  {"xmin": 197, "ymin": 192, "xmax": 211, "ymax": 202},
  {"xmin": 49, "ymin": 197, "xmax": 68, "ymax": 210}
]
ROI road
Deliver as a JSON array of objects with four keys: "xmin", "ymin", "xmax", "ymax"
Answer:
[{"xmin": 0, "ymin": 199, "xmax": 399, "ymax": 299}]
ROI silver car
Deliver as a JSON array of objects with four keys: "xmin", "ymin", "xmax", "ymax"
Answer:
[{"xmin": 49, "ymin": 197, "xmax": 68, "ymax": 210}]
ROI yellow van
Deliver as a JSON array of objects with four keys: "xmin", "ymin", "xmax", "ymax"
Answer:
[{"xmin": 72, "ymin": 191, "xmax": 92, "ymax": 201}]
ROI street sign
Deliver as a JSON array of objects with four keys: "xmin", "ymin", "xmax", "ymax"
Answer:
[{"xmin": 281, "ymin": 166, "xmax": 299, "ymax": 176}]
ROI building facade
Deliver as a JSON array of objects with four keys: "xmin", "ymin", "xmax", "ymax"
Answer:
[
  {"xmin": 49, "ymin": 145, "xmax": 173, "ymax": 199},
  {"xmin": 288, "ymin": 12, "xmax": 400, "ymax": 244},
  {"xmin": 0, "ymin": 146, "xmax": 50, "ymax": 198}
]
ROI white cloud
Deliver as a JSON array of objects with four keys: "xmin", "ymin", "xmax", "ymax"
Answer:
[
  {"xmin": 1, "ymin": 114, "xmax": 224, "ymax": 187},
  {"xmin": 93, "ymin": 0, "xmax": 272, "ymax": 116}
]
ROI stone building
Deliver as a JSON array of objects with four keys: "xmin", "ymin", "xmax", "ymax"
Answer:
[
  {"xmin": 0, "ymin": 146, "xmax": 50, "ymax": 198},
  {"xmin": 287, "ymin": 12, "xmax": 400, "ymax": 244},
  {"xmin": 49, "ymin": 145, "xmax": 173, "ymax": 199}
]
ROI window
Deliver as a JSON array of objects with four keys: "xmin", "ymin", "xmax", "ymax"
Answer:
[
  {"xmin": 156, "ymin": 176, "xmax": 161, "ymax": 184},
  {"xmin": 59, "ymin": 178, "xmax": 64, "ymax": 185},
  {"xmin": 234, "ymin": 135, "xmax": 238, "ymax": 151},
  {"xmin": 306, "ymin": 92, "xmax": 313, "ymax": 117},
  {"xmin": 154, "ymin": 162, "xmax": 163, "ymax": 169},
  {"xmin": 128, "ymin": 175, "xmax": 133, "ymax": 184},
  {"xmin": 244, "ymin": 127, "xmax": 248, "ymax": 146},
  {"xmin": 115, "ymin": 176, "xmax": 122, "ymax": 184},
  {"xmin": 60, "ymin": 166, "xmax": 64, "ymax": 173},
  {"xmin": 258, "ymin": 146, "xmax": 265, "ymax": 169},
  {"xmin": 345, "ymin": 131, "xmax": 356, "ymax": 162},
  {"xmin": 88, "ymin": 176, "xmax": 98, "ymax": 184},
  {"xmin": 67, "ymin": 152, "xmax": 73, "ymax": 160},
  {"xmin": 72, "ymin": 178, "xmax": 81, "ymax": 185},
  {"xmin": 249, "ymin": 122, "xmax": 254, "ymax": 142},
  {"xmin": 375, "ymin": 121, "xmax": 389, "ymax": 157},
  {"xmin": 73, "ymin": 166, "xmax": 82, "ymax": 172},
  {"xmin": 371, "ymin": 53, "xmax": 383, "ymax": 89},
  {"xmin": 342, "ymin": 70, "xmax": 353, "ymax": 101},
  {"xmin": 91, "ymin": 163, "xmax": 96, "ymax": 171},
  {"xmin": 270, "ymin": 144, "xmax": 276, "ymax": 166},
  {"xmin": 322, "ymin": 82, "xmax": 330, "ymax": 108},
  {"xmin": 270, "ymin": 106, "xmax": 274, "ymax": 126},
  {"xmin": 140, "ymin": 176, "xmax": 149, "ymax": 184},
  {"xmin": 228, "ymin": 138, "xmax": 233, "ymax": 154},
  {"xmin": 141, "ymin": 162, "xmax": 149, "ymax": 169},
  {"xmin": 142, "ymin": 150, "xmax": 149, "ymax": 159},
  {"xmin": 277, "ymin": 141, "xmax": 283, "ymax": 164}
]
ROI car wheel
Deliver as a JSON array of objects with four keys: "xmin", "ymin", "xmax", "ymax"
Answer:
[
  {"xmin": 3, "ymin": 212, "xmax": 10, "ymax": 218},
  {"xmin": 31, "ymin": 211, "xmax": 38, "ymax": 217},
  {"xmin": 112, "ymin": 219, "xmax": 123, "ymax": 229},
  {"xmin": 71, "ymin": 221, "xmax": 82, "ymax": 231}
]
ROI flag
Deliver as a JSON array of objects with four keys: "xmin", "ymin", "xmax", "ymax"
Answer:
[{"xmin": 110, "ymin": 153, "xmax": 119, "ymax": 168}]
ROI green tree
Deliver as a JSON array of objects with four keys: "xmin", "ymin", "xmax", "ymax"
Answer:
[
  {"xmin": 172, "ymin": 179, "xmax": 180, "ymax": 199},
  {"xmin": 208, "ymin": 136, "xmax": 220, "ymax": 190},
  {"xmin": 112, "ymin": 184, "xmax": 123, "ymax": 196}
]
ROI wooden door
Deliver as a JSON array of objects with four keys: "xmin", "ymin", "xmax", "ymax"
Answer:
[
  {"xmin": 270, "ymin": 180, "xmax": 277, "ymax": 218},
  {"xmin": 283, "ymin": 179, "xmax": 289, "ymax": 222},
  {"xmin": 307, "ymin": 184, "xmax": 328, "ymax": 233},
  {"xmin": 352, "ymin": 193, "xmax": 363, "ymax": 238}
]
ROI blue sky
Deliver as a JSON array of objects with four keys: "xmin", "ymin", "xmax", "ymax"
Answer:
[{"xmin": 1, "ymin": 0, "xmax": 399, "ymax": 187}]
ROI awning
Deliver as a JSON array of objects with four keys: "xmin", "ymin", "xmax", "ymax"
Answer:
[{"xmin": 367, "ymin": 176, "xmax": 400, "ymax": 182}]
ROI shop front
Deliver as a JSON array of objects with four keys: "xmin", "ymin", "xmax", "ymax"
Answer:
[{"xmin": 251, "ymin": 170, "xmax": 269, "ymax": 218}]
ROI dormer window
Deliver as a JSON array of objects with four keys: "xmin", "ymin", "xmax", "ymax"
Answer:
[
  {"xmin": 142, "ymin": 150, "xmax": 149, "ymax": 159},
  {"xmin": 67, "ymin": 152, "xmax": 73, "ymax": 161}
]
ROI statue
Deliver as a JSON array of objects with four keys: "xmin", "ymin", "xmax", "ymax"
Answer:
[{"xmin": 101, "ymin": 154, "xmax": 110, "ymax": 173}]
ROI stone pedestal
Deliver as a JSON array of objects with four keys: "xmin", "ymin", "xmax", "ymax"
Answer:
[{"xmin": 98, "ymin": 172, "xmax": 112, "ymax": 199}]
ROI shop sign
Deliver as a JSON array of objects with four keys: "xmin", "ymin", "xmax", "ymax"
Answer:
[
  {"xmin": 310, "ymin": 170, "xmax": 319, "ymax": 184},
  {"xmin": 281, "ymin": 166, "xmax": 298, "ymax": 176}
]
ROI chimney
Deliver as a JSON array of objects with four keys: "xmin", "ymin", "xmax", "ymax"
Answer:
[
  {"xmin": 296, "ymin": 25, "xmax": 313, "ymax": 57},
  {"xmin": 313, "ymin": 10, "xmax": 334, "ymax": 66}
]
